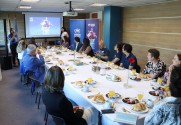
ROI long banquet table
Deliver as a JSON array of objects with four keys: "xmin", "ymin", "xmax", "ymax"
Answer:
[{"xmin": 44, "ymin": 48, "xmax": 157, "ymax": 125}]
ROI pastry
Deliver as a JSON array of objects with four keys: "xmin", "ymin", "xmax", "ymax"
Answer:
[
  {"xmin": 131, "ymin": 103, "xmax": 146, "ymax": 111},
  {"xmin": 75, "ymin": 81, "xmax": 83, "ymax": 87},
  {"xmin": 93, "ymin": 94, "xmax": 105, "ymax": 103}
]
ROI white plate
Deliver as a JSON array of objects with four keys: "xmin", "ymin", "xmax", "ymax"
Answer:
[
  {"xmin": 106, "ymin": 93, "xmax": 121, "ymax": 99},
  {"xmin": 106, "ymin": 77, "xmax": 121, "ymax": 82},
  {"xmin": 81, "ymin": 89, "xmax": 91, "ymax": 92},
  {"xmin": 131, "ymin": 107, "xmax": 149, "ymax": 114},
  {"xmin": 73, "ymin": 85, "xmax": 83, "ymax": 88}
]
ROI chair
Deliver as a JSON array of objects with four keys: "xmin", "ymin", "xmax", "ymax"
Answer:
[
  {"xmin": 44, "ymin": 111, "xmax": 66, "ymax": 125},
  {"xmin": 136, "ymin": 65, "xmax": 141, "ymax": 73},
  {"xmin": 35, "ymin": 86, "xmax": 42, "ymax": 109}
]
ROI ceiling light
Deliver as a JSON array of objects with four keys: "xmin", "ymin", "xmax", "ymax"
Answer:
[
  {"xmin": 21, "ymin": 0, "xmax": 40, "ymax": 2},
  {"xmin": 91, "ymin": 3, "xmax": 107, "ymax": 6},
  {"xmin": 18, "ymin": 5, "xmax": 31, "ymax": 9},
  {"xmin": 74, "ymin": 8, "xmax": 84, "ymax": 11}
]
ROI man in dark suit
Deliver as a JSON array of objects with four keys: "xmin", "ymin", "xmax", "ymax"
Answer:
[{"xmin": 74, "ymin": 37, "xmax": 82, "ymax": 52}]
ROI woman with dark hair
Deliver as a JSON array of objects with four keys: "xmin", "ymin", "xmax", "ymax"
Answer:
[
  {"xmin": 42, "ymin": 66, "xmax": 97, "ymax": 125},
  {"xmin": 79, "ymin": 38, "xmax": 94, "ymax": 57},
  {"xmin": 144, "ymin": 66, "xmax": 181, "ymax": 125},
  {"xmin": 8, "ymin": 28, "xmax": 19, "ymax": 66},
  {"xmin": 163, "ymin": 54, "xmax": 181, "ymax": 84},
  {"xmin": 143, "ymin": 48, "xmax": 165, "ymax": 79},
  {"xmin": 111, "ymin": 43, "xmax": 124, "ymax": 65},
  {"xmin": 61, "ymin": 36, "xmax": 69, "ymax": 48},
  {"xmin": 60, "ymin": 27, "xmax": 69, "ymax": 44}
]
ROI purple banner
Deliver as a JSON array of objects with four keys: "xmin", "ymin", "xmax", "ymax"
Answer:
[{"xmin": 85, "ymin": 19, "xmax": 99, "ymax": 52}]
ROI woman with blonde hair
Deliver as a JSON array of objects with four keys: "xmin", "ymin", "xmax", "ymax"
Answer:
[{"xmin": 95, "ymin": 39, "xmax": 109, "ymax": 61}]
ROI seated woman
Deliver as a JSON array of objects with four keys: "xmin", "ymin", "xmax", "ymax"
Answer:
[
  {"xmin": 42, "ymin": 66, "xmax": 98, "ymax": 125},
  {"xmin": 61, "ymin": 36, "xmax": 69, "ymax": 48},
  {"xmin": 111, "ymin": 43, "xmax": 124, "ymax": 65},
  {"xmin": 163, "ymin": 54, "xmax": 181, "ymax": 84},
  {"xmin": 95, "ymin": 40, "xmax": 109, "ymax": 62},
  {"xmin": 79, "ymin": 38, "xmax": 94, "ymax": 57},
  {"xmin": 143, "ymin": 49, "xmax": 165, "ymax": 79},
  {"xmin": 120, "ymin": 43, "xmax": 137, "ymax": 70},
  {"xmin": 144, "ymin": 66, "xmax": 181, "ymax": 125}
]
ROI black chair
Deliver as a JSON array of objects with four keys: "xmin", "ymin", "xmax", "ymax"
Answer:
[
  {"xmin": 136, "ymin": 65, "xmax": 141, "ymax": 73},
  {"xmin": 35, "ymin": 86, "xmax": 42, "ymax": 109},
  {"xmin": 44, "ymin": 111, "xmax": 66, "ymax": 125}
]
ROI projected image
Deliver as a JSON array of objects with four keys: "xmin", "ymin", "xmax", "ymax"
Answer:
[
  {"xmin": 40, "ymin": 17, "xmax": 53, "ymax": 34},
  {"xmin": 29, "ymin": 17, "xmax": 60, "ymax": 37}
]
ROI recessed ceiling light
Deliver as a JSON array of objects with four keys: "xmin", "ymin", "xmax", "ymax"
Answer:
[
  {"xmin": 18, "ymin": 5, "xmax": 31, "ymax": 9},
  {"xmin": 74, "ymin": 8, "xmax": 84, "ymax": 11},
  {"xmin": 91, "ymin": 3, "xmax": 107, "ymax": 6},
  {"xmin": 21, "ymin": 0, "xmax": 40, "ymax": 2}
]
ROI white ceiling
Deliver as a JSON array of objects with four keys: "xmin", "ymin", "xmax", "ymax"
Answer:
[{"xmin": 0, "ymin": 0, "xmax": 177, "ymax": 13}]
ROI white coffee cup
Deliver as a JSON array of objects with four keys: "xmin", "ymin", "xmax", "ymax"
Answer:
[
  {"xmin": 104, "ymin": 101, "xmax": 112, "ymax": 109},
  {"xmin": 111, "ymin": 74, "xmax": 116, "ymax": 81},
  {"xmin": 83, "ymin": 85, "xmax": 90, "ymax": 92}
]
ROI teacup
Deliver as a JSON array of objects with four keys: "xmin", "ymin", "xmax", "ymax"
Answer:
[
  {"xmin": 83, "ymin": 85, "xmax": 90, "ymax": 92},
  {"xmin": 146, "ymin": 99, "xmax": 154, "ymax": 108},
  {"xmin": 111, "ymin": 74, "xmax": 116, "ymax": 81},
  {"xmin": 104, "ymin": 101, "xmax": 113, "ymax": 109}
]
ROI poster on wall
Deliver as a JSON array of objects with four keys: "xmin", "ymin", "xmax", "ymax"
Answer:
[
  {"xmin": 85, "ymin": 19, "xmax": 99, "ymax": 52},
  {"xmin": 69, "ymin": 19, "xmax": 85, "ymax": 50}
]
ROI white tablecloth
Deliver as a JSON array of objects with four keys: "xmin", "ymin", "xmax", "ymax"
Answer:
[{"xmin": 44, "ymin": 49, "xmax": 156, "ymax": 125}]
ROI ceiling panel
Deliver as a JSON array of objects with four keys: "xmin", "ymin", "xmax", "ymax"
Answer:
[{"xmin": 0, "ymin": 0, "xmax": 177, "ymax": 12}]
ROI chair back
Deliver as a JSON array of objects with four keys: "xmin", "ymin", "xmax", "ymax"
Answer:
[
  {"xmin": 51, "ymin": 114, "xmax": 66, "ymax": 125},
  {"xmin": 136, "ymin": 65, "xmax": 141, "ymax": 73}
]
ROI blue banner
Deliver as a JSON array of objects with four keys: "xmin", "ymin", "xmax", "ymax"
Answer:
[
  {"xmin": 85, "ymin": 19, "xmax": 99, "ymax": 52},
  {"xmin": 69, "ymin": 19, "xmax": 85, "ymax": 50}
]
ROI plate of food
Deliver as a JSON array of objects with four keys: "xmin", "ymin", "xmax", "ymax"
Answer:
[
  {"xmin": 106, "ymin": 74, "xmax": 121, "ymax": 82},
  {"xmin": 152, "ymin": 86, "xmax": 165, "ymax": 91},
  {"xmin": 130, "ymin": 77, "xmax": 141, "ymax": 81},
  {"xmin": 106, "ymin": 92, "xmax": 121, "ymax": 99},
  {"xmin": 45, "ymin": 59, "xmax": 51, "ymax": 62},
  {"xmin": 72, "ymin": 81, "xmax": 83, "ymax": 88},
  {"xmin": 122, "ymin": 97, "xmax": 139, "ymax": 104},
  {"xmin": 149, "ymin": 91, "xmax": 159, "ymax": 96},
  {"xmin": 84, "ymin": 80, "xmax": 97, "ymax": 85},
  {"xmin": 92, "ymin": 93, "xmax": 106, "ymax": 104},
  {"xmin": 105, "ymin": 67, "xmax": 111, "ymax": 70},
  {"xmin": 89, "ymin": 61, "xmax": 97, "ymax": 64},
  {"xmin": 77, "ymin": 56, "xmax": 84, "ymax": 59},
  {"xmin": 139, "ymin": 73, "xmax": 151, "ymax": 81},
  {"xmin": 131, "ymin": 103, "xmax": 149, "ymax": 114}
]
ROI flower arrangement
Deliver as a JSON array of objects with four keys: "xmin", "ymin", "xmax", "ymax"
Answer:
[{"xmin": 87, "ymin": 28, "xmax": 97, "ymax": 39}]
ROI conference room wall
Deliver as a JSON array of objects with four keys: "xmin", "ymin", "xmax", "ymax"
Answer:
[
  {"xmin": 0, "ymin": 12, "xmax": 89, "ymax": 44},
  {"xmin": 122, "ymin": 0, "xmax": 181, "ymax": 70}
]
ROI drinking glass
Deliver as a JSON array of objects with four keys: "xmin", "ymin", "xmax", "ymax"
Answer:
[
  {"xmin": 132, "ymin": 69, "xmax": 136, "ymax": 75},
  {"xmin": 137, "ymin": 92, "xmax": 143, "ymax": 101},
  {"xmin": 157, "ymin": 77, "xmax": 163, "ymax": 84}
]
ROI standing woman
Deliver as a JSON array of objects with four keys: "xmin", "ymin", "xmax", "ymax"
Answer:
[
  {"xmin": 8, "ymin": 28, "xmax": 19, "ymax": 66},
  {"xmin": 61, "ymin": 36, "xmax": 69, "ymax": 48},
  {"xmin": 60, "ymin": 27, "xmax": 69, "ymax": 44},
  {"xmin": 79, "ymin": 38, "xmax": 94, "ymax": 57}
]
